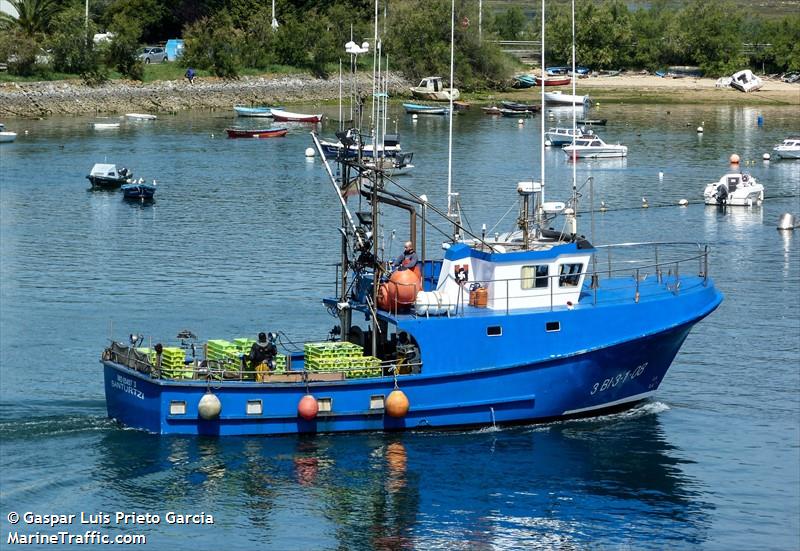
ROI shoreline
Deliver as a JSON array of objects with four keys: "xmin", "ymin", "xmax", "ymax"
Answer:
[{"xmin": 1, "ymin": 73, "xmax": 798, "ymax": 119}]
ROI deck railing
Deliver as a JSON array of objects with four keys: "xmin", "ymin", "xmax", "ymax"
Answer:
[{"xmin": 374, "ymin": 241, "xmax": 710, "ymax": 316}]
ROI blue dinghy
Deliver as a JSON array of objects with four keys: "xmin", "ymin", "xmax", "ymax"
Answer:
[{"xmin": 403, "ymin": 103, "xmax": 450, "ymax": 115}]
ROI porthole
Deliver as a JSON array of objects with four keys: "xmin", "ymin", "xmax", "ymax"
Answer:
[
  {"xmin": 546, "ymin": 321, "xmax": 561, "ymax": 332},
  {"xmin": 169, "ymin": 401, "xmax": 186, "ymax": 415},
  {"xmin": 246, "ymin": 400, "xmax": 263, "ymax": 415},
  {"xmin": 487, "ymin": 326, "xmax": 502, "ymax": 336}
]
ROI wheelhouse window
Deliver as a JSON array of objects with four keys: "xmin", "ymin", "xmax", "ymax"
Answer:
[
  {"xmin": 521, "ymin": 265, "xmax": 549, "ymax": 289},
  {"xmin": 559, "ymin": 264, "xmax": 584, "ymax": 287}
]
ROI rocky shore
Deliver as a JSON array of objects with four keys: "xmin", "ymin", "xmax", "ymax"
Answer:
[{"xmin": 0, "ymin": 72, "xmax": 413, "ymax": 118}]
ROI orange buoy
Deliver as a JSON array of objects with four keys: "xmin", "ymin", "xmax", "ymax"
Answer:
[
  {"xmin": 389, "ymin": 269, "xmax": 421, "ymax": 307},
  {"xmin": 730, "ymin": 153, "xmax": 740, "ymax": 164},
  {"xmin": 298, "ymin": 394, "xmax": 319, "ymax": 420},
  {"xmin": 377, "ymin": 281, "xmax": 396, "ymax": 311},
  {"xmin": 385, "ymin": 389, "xmax": 410, "ymax": 418}
]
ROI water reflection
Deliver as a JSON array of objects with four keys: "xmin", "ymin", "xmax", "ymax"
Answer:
[{"xmin": 90, "ymin": 406, "xmax": 708, "ymax": 548}]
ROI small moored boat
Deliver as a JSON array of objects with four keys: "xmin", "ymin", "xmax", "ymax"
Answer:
[
  {"xmin": 545, "ymin": 91, "xmax": 590, "ymax": 106},
  {"xmin": 535, "ymin": 76, "xmax": 571, "ymax": 87},
  {"xmin": 93, "ymin": 122, "xmax": 121, "ymax": 129},
  {"xmin": 403, "ymin": 103, "xmax": 449, "ymax": 115},
  {"xmin": 772, "ymin": 136, "xmax": 800, "ymax": 160},
  {"xmin": 562, "ymin": 135, "xmax": 628, "ymax": 159},
  {"xmin": 225, "ymin": 127, "xmax": 288, "ymax": 139},
  {"xmin": 86, "ymin": 163, "xmax": 133, "ymax": 189},
  {"xmin": 269, "ymin": 109, "xmax": 323, "ymax": 123},
  {"xmin": 0, "ymin": 131, "xmax": 17, "ymax": 143},
  {"xmin": 500, "ymin": 101, "xmax": 540, "ymax": 113},
  {"xmin": 482, "ymin": 106, "xmax": 503, "ymax": 115},
  {"xmin": 576, "ymin": 118, "xmax": 607, "ymax": 126},
  {"xmin": 234, "ymin": 105, "xmax": 282, "ymax": 118},
  {"xmin": 703, "ymin": 173, "xmax": 764, "ymax": 206},
  {"xmin": 545, "ymin": 127, "xmax": 590, "ymax": 146},
  {"xmin": 121, "ymin": 179, "xmax": 157, "ymax": 201},
  {"xmin": 125, "ymin": 113, "xmax": 157, "ymax": 121}
]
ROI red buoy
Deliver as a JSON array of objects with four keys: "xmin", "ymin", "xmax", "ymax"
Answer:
[
  {"xmin": 385, "ymin": 389, "xmax": 410, "ymax": 418},
  {"xmin": 298, "ymin": 394, "xmax": 319, "ymax": 420}
]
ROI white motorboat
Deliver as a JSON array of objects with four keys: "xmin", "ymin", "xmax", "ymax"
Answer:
[
  {"xmin": 703, "ymin": 173, "xmax": 764, "ymax": 206},
  {"xmin": 772, "ymin": 136, "xmax": 800, "ymax": 160},
  {"xmin": 0, "ymin": 131, "xmax": 17, "ymax": 143},
  {"xmin": 93, "ymin": 122, "xmax": 121, "ymax": 129},
  {"xmin": 544, "ymin": 91, "xmax": 590, "ymax": 106},
  {"xmin": 125, "ymin": 113, "xmax": 157, "ymax": 120},
  {"xmin": 410, "ymin": 76, "xmax": 459, "ymax": 102},
  {"xmin": 562, "ymin": 135, "xmax": 627, "ymax": 159},
  {"xmin": 544, "ymin": 127, "xmax": 590, "ymax": 146},
  {"xmin": 730, "ymin": 70, "xmax": 763, "ymax": 93}
]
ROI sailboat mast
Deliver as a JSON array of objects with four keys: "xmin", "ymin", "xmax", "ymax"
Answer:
[
  {"xmin": 371, "ymin": 0, "xmax": 379, "ymax": 139},
  {"xmin": 539, "ymin": 0, "xmax": 546, "ymax": 223},
  {"xmin": 571, "ymin": 0, "xmax": 577, "ymax": 205},
  {"xmin": 446, "ymin": 0, "xmax": 456, "ymax": 239}
]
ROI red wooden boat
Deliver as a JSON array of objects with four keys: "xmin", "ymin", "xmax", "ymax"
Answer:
[
  {"xmin": 225, "ymin": 127, "xmax": 288, "ymax": 139},
  {"xmin": 534, "ymin": 76, "xmax": 572, "ymax": 86},
  {"xmin": 269, "ymin": 109, "xmax": 324, "ymax": 123}
]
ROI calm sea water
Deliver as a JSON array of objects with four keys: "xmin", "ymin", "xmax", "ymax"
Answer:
[{"xmin": 1, "ymin": 102, "xmax": 798, "ymax": 550}]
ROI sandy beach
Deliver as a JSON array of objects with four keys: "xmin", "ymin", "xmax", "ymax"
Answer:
[{"xmin": 0, "ymin": 72, "xmax": 797, "ymax": 119}]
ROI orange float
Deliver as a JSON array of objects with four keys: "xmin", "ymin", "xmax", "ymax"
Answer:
[
  {"xmin": 385, "ymin": 389, "xmax": 410, "ymax": 418},
  {"xmin": 297, "ymin": 394, "xmax": 319, "ymax": 420},
  {"xmin": 376, "ymin": 269, "xmax": 421, "ymax": 312}
]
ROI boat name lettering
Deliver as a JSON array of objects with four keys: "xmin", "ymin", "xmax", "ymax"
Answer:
[
  {"xmin": 590, "ymin": 362, "xmax": 648, "ymax": 395},
  {"xmin": 111, "ymin": 374, "xmax": 144, "ymax": 400}
]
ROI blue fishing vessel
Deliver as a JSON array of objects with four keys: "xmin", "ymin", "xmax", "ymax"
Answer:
[{"xmin": 101, "ymin": 154, "xmax": 722, "ymax": 435}]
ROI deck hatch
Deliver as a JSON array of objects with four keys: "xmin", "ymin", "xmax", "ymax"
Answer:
[
  {"xmin": 246, "ymin": 400, "xmax": 263, "ymax": 415},
  {"xmin": 169, "ymin": 401, "xmax": 186, "ymax": 415}
]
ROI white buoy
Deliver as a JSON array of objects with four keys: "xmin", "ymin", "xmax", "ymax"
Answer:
[
  {"xmin": 24, "ymin": 130, "xmax": 29, "ymax": 135},
  {"xmin": 659, "ymin": 171, "xmax": 664, "ymax": 180},
  {"xmin": 198, "ymin": 392, "xmax": 222, "ymax": 420},
  {"xmin": 697, "ymin": 126, "xmax": 703, "ymax": 133},
  {"xmin": 518, "ymin": 118, "xmax": 524, "ymax": 125},
  {"xmin": 210, "ymin": 133, "xmax": 214, "ymax": 138},
  {"xmin": 600, "ymin": 201, "xmax": 607, "ymax": 212},
  {"xmin": 763, "ymin": 153, "xmax": 771, "ymax": 161},
  {"xmin": 412, "ymin": 114, "xmax": 418, "ymax": 120},
  {"xmin": 679, "ymin": 199, "xmax": 688, "ymax": 207},
  {"xmin": 642, "ymin": 197, "xmax": 649, "ymax": 208},
  {"xmin": 777, "ymin": 213, "xmax": 797, "ymax": 230},
  {"xmin": 545, "ymin": 139, "xmax": 552, "ymax": 147},
  {"xmin": 304, "ymin": 147, "xmax": 315, "ymax": 158}
]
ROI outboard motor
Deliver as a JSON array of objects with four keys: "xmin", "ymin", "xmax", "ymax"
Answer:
[{"xmin": 716, "ymin": 184, "xmax": 728, "ymax": 206}]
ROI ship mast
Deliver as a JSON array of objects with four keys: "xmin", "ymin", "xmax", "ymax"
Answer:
[{"xmin": 446, "ymin": 0, "xmax": 458, "ymax": 241}]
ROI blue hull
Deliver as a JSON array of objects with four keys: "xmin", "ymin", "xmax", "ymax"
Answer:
[{"xmin": 103, "ymin": 315, "xmax": 708, "ymax": 436}]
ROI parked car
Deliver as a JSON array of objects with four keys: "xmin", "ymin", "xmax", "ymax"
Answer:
[{"xmin": 138, "ymin": 47, "xmax": 167, "ymax": 64}]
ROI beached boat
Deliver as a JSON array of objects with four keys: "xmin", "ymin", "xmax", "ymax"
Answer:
[
  {"xmin": 234, "ymin": 106, "xmax": 281, "ymax": 118},
  {"xmin": 513, "ymin": 74, "xmax": 536, "ymax": 88},
  {"xmin": 125, "ymin": 113, "xmax": 157, "ymax": 121},
  {"xmin": 86, "ymin": 163, "xmax": 133, "ymax": 189},
  {"xmin": 772, "ymin": 136, "xmax": 800, "ymax": 159},
  {"xmin": 0, "ymin": 131, "xmax": 17, "ymax": 143},
  {"xmin": 545, "ymin": 91, "xmax": 590, "ymax": 106},
  {"xmin": 535, "ymin": 76, "xmax": 571, "ymax": 86},
  {"xmin": 562, "ymin": 135, "xmax": 628, "ymax": 158},
  {"xmin": 403, "ymin": 103, "xmax": 449, "ymax": 115},
  {"xmin": 410, "ymin": 76, "xmax": 459, "ymax": 101},
  {"xmin": 225, "ymin": 127, "xmax": 288, "ymax": 139},
  {"xmin": 703, "ymin": 173, "xmax": 764, "ymax": 206},
  {"xmin": 730, "ymin": 70, "xmax": 763, "ymax": 93},
  {"xmin": 121, "ymin": 179, "xmax": 157, "ymax": 200},
  {"xmin": 270, "ymin": 109, "xmax": 323, "ymax": 123}
]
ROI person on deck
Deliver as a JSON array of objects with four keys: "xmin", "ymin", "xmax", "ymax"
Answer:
[
  {"xmin": 392, "ymin": 241, "xmax": 418, "ymax": 271},
  {"xmin": 248, "ymin": 332, "xmax": 277, "ymax": 372}
]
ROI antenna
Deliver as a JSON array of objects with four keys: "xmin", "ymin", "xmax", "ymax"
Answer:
[{"xmin": 447, "ymin": 0, "xmax": 457, "ymax": 240}]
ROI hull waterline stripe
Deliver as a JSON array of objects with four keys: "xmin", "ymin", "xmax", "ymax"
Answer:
[{"xmin": 562, "ymin": 391, "xmax": 655, "ymax": 416}]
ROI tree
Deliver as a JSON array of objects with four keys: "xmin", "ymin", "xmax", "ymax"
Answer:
[
  {"xmin": 493, "ymin": 6, "xmax": 526, "ymax": 40},
  {"xmin": 48, "ymin": 5, "xmax": 99, "ymax": 75},
  {"xmin": 673, "ymin": 0, "xmax": 745, "ymax": 75},
  {"xmin": 0, "ymin": 0, "xmax": 60, "ymax": 35},
  {"xmin": 106, "ymin": 14, "xmax": 144, "ymax": 81},
  {"xmin": 183, "ymin": 10, "xmax": 240, "ymax": 78}
]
